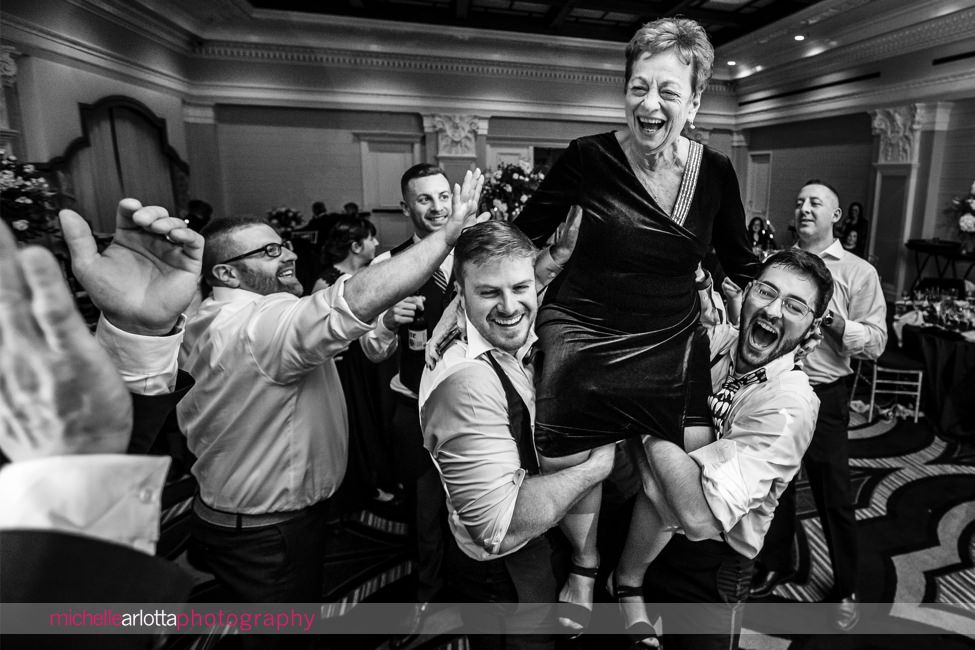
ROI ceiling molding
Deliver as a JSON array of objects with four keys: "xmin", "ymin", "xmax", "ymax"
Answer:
[
  {"xmin": 734, "ymin": 67, "xmax": 975, "ymax": 129},
  {"xmin": 65, "ymin": 0, "xmax": 193, "ymax": 53},
  {"xmin": 731, "ymin": 4, "xmax": 975, "ymax": 91},
  {"xmin": 0, "ymin": 12, "xmax": 189, "ymax": 94},
  {"xmin": 194, "ymin": 40, "xmax": 625, "ymax": 86}
]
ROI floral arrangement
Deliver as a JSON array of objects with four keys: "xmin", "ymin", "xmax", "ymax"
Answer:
[
  {"xmin": 1, "ymin": 150, "xmax": 58, "ymax": 243},
  {"xmin": 267, "ymin": 206, "xmax": 304, "ymax": 235},
  {"xmin": 480, "ymin": 160, "xmax": 545, "ymax": 221},
  {"xmin": 946, "ymin": 178, "xmax": 975, "ymax": 253}
]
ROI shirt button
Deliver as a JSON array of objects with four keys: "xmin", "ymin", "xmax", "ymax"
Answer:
[{"xmin": 138, "ymin": 488, "xmax": 154, "ymax": 503}]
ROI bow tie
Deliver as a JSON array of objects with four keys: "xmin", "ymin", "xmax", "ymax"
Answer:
[{"xmin": 707, "ymin": 367, "xmax": 767, "ymax": 433}]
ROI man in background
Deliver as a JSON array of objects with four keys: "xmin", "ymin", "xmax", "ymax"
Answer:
[{"xmin": 751, "ymin": 181, "xmax": 887, "ymax": 632}]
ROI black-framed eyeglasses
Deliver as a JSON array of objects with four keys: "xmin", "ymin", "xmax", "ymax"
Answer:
[
  {"xmin": 218, "ymin": 240, "xmax": 293, "ymax": 265},
  {"xmin": 748, "ymin": 280, "xmax": 812, "ymax": 318}
]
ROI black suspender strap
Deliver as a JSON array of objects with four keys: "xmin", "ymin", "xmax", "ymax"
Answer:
[{"xmin": 485, "ymin": 352, "xmax": 539, "ymax": 475}]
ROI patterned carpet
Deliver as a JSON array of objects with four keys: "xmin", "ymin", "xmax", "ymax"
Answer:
[{"xmin": 162, "ymin": 406, "xmax": 975, "ymax": 649}]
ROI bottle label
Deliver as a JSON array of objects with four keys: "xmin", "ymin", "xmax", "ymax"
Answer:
[{"xmin": 408, "ymin": 328, "xmax": 428, "ymax": 351}]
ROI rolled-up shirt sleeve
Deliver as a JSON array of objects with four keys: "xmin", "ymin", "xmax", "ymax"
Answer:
[
  {"xmin": 421, "ymin": 365, "xmax": 524, "ymax": 555},
  {"xmin": 839, "ymin": 266, "xmax": 887, "ymax": 361},
  {"xmin": 252, "ymin": 274, "xmax": 377, "ymax": 382},
  {"xmin": 689, "ymin": 394, "xmax": 817, "ymax": 533}
]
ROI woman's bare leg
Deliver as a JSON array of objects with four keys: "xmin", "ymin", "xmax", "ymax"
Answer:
[{"xmin": 540, "ymin": 450, "xmax": 601, "ymax": 632}]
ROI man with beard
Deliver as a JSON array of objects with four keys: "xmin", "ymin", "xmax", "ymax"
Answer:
[
  {"xmin": 175, "ymin": 170, "xmax": 483, "ymax": 630},
  {"xmin": 629, "ymin": 249, "xmax": 833, "ymax": 650},
  {"xmin": 418, "ymin": 221, "xmax": 615, "ymax": 650},
  {"xmin": 750, "ymin": 181, "xmax": 887, "ymax": 631}
]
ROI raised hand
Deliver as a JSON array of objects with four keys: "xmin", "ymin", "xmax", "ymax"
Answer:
[
  {"xmin": 59, "ymin": 198, "xmax": 203, "ymax": 336},
  {"xmin": 551, "ymin": 205, "xmax": 583, "ymax": 267},
  {"xmin": 0, "ymin": 221, "xmax": 132, "ymax": 460},
  {"xmin": 445, "ymin": 169, "xmax": 485, "ymax": 245}
]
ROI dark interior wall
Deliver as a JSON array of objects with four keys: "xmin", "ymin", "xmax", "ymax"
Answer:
[{"xmin": 745, "ymin": 113, "xmax": 874, "ymax": 241}]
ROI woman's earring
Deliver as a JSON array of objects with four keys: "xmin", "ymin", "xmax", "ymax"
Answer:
[{"xmin": 688, "ymin": 121, "xmax": 696, "ymax": 130}]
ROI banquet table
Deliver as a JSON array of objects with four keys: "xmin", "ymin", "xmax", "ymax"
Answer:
[
  {"xmin": 901, "ymin": 324, "xmax": 975, "ymax": 440},
  {"xmin": 905, "ymin": 239, "xmax": 975, "ymax": 293}
]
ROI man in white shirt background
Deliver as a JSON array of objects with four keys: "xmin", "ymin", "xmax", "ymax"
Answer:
[
  {"xmin": 750, "ymin": 180, "xmax": 887, "ymax": 631},
  {"xmin": 171, "ymin": 169, "xmax": 483, "ymax": 629}
]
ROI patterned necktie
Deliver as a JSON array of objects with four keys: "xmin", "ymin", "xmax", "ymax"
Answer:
[
  {"xmin": 707, "ymin": 367, "xmax": 767, "ymax": 433},
  {"xmin": 433, "ymin": 267, "xmax": 448, "ymax": 294}
]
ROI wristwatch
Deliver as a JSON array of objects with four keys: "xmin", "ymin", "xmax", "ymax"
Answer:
[{"xmin": 822, "ymin": 310, "xmax": 835, "ymax": 327}]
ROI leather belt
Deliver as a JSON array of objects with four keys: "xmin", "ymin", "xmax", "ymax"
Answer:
[{"xmin": 192, "ymin": 497, "xmax": 306, "ymax": 530}]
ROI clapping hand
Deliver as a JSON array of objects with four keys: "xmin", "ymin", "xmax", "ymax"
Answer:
[
  {"xmin": 445, "ymin": 169, "xmax": 485, "ymax": 246},
  {"xmin": 59, "ymin": 199, "xmax": 203, "ymax": 336},
  {"xmin": 0, "ymin": 220, "xmax": 132, "ymax": 460}
]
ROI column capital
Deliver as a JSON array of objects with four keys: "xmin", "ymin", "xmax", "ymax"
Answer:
[{"xmin": 870, "ymin": 104, "xmax": 922, "ymax": 164}]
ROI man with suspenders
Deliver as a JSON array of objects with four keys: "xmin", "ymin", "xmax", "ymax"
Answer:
[{"xmin": 418, "ymin": 221, "xmax": 615, "ymax": 649}]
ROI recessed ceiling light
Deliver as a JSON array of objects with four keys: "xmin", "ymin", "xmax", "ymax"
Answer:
[
  {"xmin": 727, "ymin": 60, "xmax": 736, "ymax": 66},
  {"xmin": 794, "ymin": 34, "xmax": 805, "ymax": 41}
]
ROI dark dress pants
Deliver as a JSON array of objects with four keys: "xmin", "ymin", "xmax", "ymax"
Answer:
[
  {"xmin": 392, "ymin": 394, "xmax": 446, "ymax": 603},
  {"xmin": 445, "ymin": 533, "xmax": 562, "ymax": 650},
  {"xmin": 759, "ymin": 379, "xmax": 858, "ymax": 597},
  {"xmin": 189, "ymin": 504, "xmax": 327, "ymax": 649},
  {"xmin": 644, "ymin": 536, "xmax": 754, "ymax": 650}
]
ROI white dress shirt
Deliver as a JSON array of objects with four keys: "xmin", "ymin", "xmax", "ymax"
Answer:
[
  {"xmin": 0, "ymin": 314, "xmax": 180, "ymax": 555},
  {"xmin": 419, "ymin": 317, "xmax": 538, "ymax": 561},
  {"xmin": 800, "ymin": 240, "xmax": 887, "ymax": 384},
  {"xmin": 177, "ymin": 277, "xmax": 374, "ymax": 514},
  {"xmin": 689, "ymin": 322, "xmax": 820, "ymax": 559}
]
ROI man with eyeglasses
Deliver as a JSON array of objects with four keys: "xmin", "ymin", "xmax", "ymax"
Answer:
[
  {"xmin": 172, "ymin": 170, "xmax": 483, "ymax": 631},
  {"xmin": 626, "ymin": 249, "xmax": 833, "ymax": 649},
  {"xmin": 750, "ymin": 181, "xmax": 887, "ymax": 631}
]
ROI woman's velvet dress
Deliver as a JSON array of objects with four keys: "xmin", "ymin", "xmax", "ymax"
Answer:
[{"xmin": 515, "ymin": 132, "xmax": 757, "ymax": 457}]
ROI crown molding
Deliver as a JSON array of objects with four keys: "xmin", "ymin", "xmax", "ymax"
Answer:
[
  {"xmin": 64, "ymin": 0, "xmax": 193, "ymax": 53},
  {"xmin": 193, "ymin": 40, "xmax": 625, "ymax": 87},
  {"xmin": 731, "ymin": 4, "xmax": 975, "ymax": 92},
  {"xmin": 0, "ymin": 12, "xmax": 189, "ymax": 95},
  {"xmin": 734, "ymin": 67, "xmax": 975, "ymax": 129},
  {"xmin": 182, "ymin": 81, "xmax": 626, "ymax": 124}
]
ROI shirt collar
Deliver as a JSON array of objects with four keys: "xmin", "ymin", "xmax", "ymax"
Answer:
[
  {"xmin": 729, "ymin": 344, "xmax": 798, "ymax": 383},
  {"xmin": 795, "ymin": 239, "xmax": 844, "ymax": 260},
  {"xmin": 210, "ymin": 286, "xmax": 266, "ymax": 304},
  {"xmin": 464, "ymin": 314, "xmax": 538, "ymax": 364}
]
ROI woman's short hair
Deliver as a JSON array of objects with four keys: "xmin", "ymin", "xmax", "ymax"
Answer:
[
  {"xmin": 625, "ymin": 17, "xmax": 714, "ymax": 96},
  {"xmin": 324, "ymin": 215, "xmax": 377, "ymax": 265}
]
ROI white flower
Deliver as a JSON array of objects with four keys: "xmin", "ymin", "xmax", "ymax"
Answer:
[
  {"xmin": 520, "ymin": 194, "xmax": 528, "ymax": 203},
  {"xmin": 518, "ymin": 160, "xmax": 532, "ymax": 174},
  {"xmin": 22, "ymin": 164, "xmax": 35, "ymax": 174},
  {"xmin": 960, "ymin": 214, "xmax": 975, "ymax": 233},
  {"xmin": 503, "ymin": 183, "xmax": 512, "ymax": 193},
  {"xmin": 11, "ymin": 219, "xmax": 29, "ymax": 231},
  {"xmin": 14, "ymin": 196, "xmax": 32, "ymax": 205}
]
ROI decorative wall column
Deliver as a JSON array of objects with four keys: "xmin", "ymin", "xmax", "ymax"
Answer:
[
  {"xmin": 182, "ymin": 102, "xmax": 224, "ymax": 218},
  {"xmin": 0, "ymin": 45, "xmax": 22, "ymax": 156},
  {"xmin": 730, "ymin": 130, "xmax": 750, "ymax": 205},
  {"xmin": 423, "ymin": 113, "xmax": 485, "ymax": 182},
  {"xmin": 869, "ymin": 104, "xmax": 923, "ymax": 297}
]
